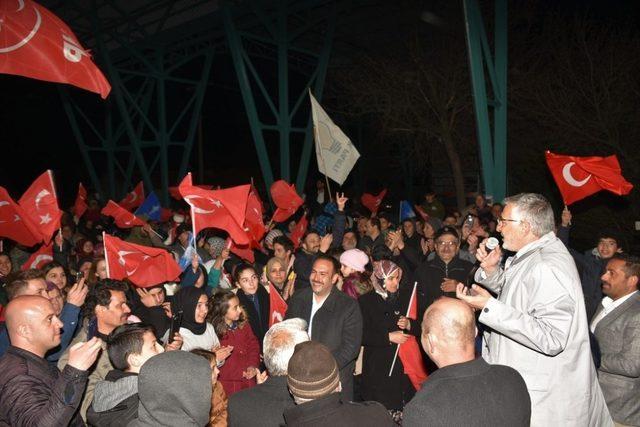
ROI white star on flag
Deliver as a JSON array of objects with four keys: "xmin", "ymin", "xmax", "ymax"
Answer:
[{"xmin": 40, "ymin": 213, "xmax": 52, "ymax": 224}]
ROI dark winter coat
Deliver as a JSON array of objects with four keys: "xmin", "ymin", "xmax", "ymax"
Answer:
[
  {"xmin": 228, "ymin": 375, "xmax": 294, "ymax": 427},
  {"xmin": 358, "ymin": 286, "xmax": 422, "ymax": 410},
  {"xmin": 236, "ymin": 284, "xmax": 270, "ymax": 349}
]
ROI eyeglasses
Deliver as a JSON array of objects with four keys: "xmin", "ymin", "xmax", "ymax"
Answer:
[
  {"xmin": 435, "ymin": 241, "xmax": 458, "ymax": 247},
  {"xmin": 497, "ymin": 216, "xmax": 521, "ymax": 225}
]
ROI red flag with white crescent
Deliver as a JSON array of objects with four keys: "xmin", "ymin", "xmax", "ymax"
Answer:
[
  {"xmin": 0, "ymin": 186, "xmax": 41, "ymax": 247},
  {"xmin": 0, "ymin": 0, "xmax": 111, "ymax": 98},
  {"xmin": 118, "ymin": 181, "xmax": 145, "ymax": 211},
  {"xmin": 21, "ymin": 242, "xmax": 53, "ymax": 270},
  {"xmin": 103, "ymin": 233, "xmax": 181, "ymax": 288},
  {"xmin": 178, "ymin": 173, "xmax": 251, "ymax": 245},
  {"xmin": 398, "ymin": 283, "xmax": 428, "ymax": 390},
  {"xmin": 18, "ymin": 170, "xmax": 62, "ymax": 243},
  {"xmin": 361, "ymin": 189, "xmax": 387, "ymax": 215},
  {"xmin": 545, "ymin": 151, "xmax": 633, "ymax": 205},
  {"xmin": 289, "ymin": 215, "xmax": 308, "ymax": 250},
  {"xmin": 269, "ymin": 286, "xmax": 288, "ymax": 327},
  {"xmin": 244, "ymin": 185, "xmax": 266, "ymax": 248},
  {"xmin": 101, "ymin": 200, "xmax": 147, "ymax": 229}
]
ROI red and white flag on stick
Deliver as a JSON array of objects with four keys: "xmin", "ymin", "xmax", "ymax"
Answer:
[
  {"xmin": 22, "ymin": 242, "xmax": 53, "ymax": 270},
  {"xmin": 361, "ymin": 189, "xmax": 387, "ymax": 215},
  {"xmin": 18, "ymin": 170, "xmax": 62, "ymax": 243},
  {"xmin": 269, "ymin": 286, "xmax": 288, "ymax": 327},
  {"xmin": 289, "ymin": 215, "xmax": 308, "ymax": 250},
  {"xmin": 0, "ymin": 186, "xmax": 41, "ymax": 247},
  {"xmin": 545, "ymin": 151, "xmax": 633, "ymax": 205},
  {"xmin": 118, "ymin": 181, "xmax": 145, "ymax": 211},
  {"xmin": 270, "ymin": 180, "xmax": 303, "ymax": 223},
  {"xmin": 389, "ymin": 282, "xmax": 428, "ymax": 390},
  {"xmin": 103, "ymin": 233, "xmax": 181, "ymax": 288},
  {"xmin": 0, "ymin": 0, "xmax": 111, "ymax": 98}
]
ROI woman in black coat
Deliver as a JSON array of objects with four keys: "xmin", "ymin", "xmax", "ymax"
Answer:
[{"xmin": 358, "ymin": 259, "xmax": 422, "ymax": 421}]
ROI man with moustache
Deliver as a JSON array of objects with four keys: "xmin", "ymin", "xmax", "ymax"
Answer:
[
  {"xmin": 285, "ymin": 254, "xmax": 363, "ymax": 400},
  {"xmin": 456, "ymin": 193, "xmax": 612, "ymax": 426},
  {"xmin": 0, "ymin": 296, "xmax": 102, "ymax": 426}
]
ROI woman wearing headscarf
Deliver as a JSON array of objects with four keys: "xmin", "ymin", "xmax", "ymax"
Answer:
[
  {"xmin": 163, "ymin": 287, "xmax": 220, "ymax": 352},
  {"xmin": 358, "ymin": 259, "xmax": 423, "ymax": 423}
]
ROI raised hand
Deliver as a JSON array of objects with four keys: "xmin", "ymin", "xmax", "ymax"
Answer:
[
  {"xmin": 66, "ymin": 278, "xmax": 88, "ymax": 307},
  {"xmin": 67, "ymin": 337, "xmax": 103, "ymax": 371},
  {"xmin": 476, "ymin": 238, "xmax": 502, "ymax": 275},
  {"xmin": 336, "ymin": 192, "xmax": 348, "ymax": 212}
]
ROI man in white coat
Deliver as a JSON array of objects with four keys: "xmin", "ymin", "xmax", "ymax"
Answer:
[{"xmin": 456, "ymin": 193, "xmax": 612, "ymax": 427}]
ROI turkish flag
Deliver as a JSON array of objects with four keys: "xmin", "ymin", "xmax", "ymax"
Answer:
[
  {"xmin": 118, "ymin": 181, "xmax": 145, "ymax": 211},
  {"xmin": 103, "ymin": 233, "xmax": 182, "ymax": 288},
  {"xmin": 398, "ymin": 283, "xmax": 428, "ymax": 390},
  {"xmin": 269, "ymin": 286, "xmax": 288, "ymax": 327},
  {"xmin": 361, "ymin": 189, "xmax": 387, "ymax": 215},
  {"xmin": 22, "ymin": 242, "xmax": 53, "ymax": 270},
  {"xmin": 169, "ymin": 184, "xmax": 213, "ymax": 200},
  {"xmin": 102, "ymin": 200, "xmax": 146, "ymax": 228},
  {"xmin": 73, "ymin": 183, "xmax": 88, "ymax": 219},
  {"xmin": 270, "ymin": 180, "xmax": 303, "ymax": 223},
  {"xmin": 0, "ymin": 186, "xmax": 41, "ymax": 246},
  {"xmin": 289, "ymin": 215, "xmax": 308, "ymax": 250},
  {"xmin": 0, "ymin": 0, "xmax": 111, "ymax": 98},
  {"xmin": 178, "ymin": 173, "xmax": 251, "ymax": 244},
  {"xmin": 18, "ymin": 170, "xmax": 62, "ymax": 243},
  {"xmin": 545, "ymin": 151, "xmax": 634, "ymax": 205},
  {"xmin": 245, "ymin": 186, "xmax": 266, "ymax": 247}
]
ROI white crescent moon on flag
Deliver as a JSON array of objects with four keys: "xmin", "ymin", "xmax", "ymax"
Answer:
[
  {"xmin": 34, "ymin": 189, "xmax": 50, "ymax": 210},
  {"xmin": 0, "ymin": 201, "xmax": 9, "ymax": 207},
  {"xmin": 562, "ymin": 162, "xmax": 591, "ymax": 187},
  {"xmin": 30, "ymin": 254, "xmax": 53, "ymax": 269},
  {"xmin": 0, "ymin": 1, "xmax": 43, "ymax": 53},
  {"xmin": 184, "ymin": 195, "xmax": 215, "ymax": 214},
  {"xmin": 271, "ymin": 312, "xmax": 283, "ymax": 323},
  {"xmin": 126, "ymin": 191, "xmax": 137, "ymax": 203}
]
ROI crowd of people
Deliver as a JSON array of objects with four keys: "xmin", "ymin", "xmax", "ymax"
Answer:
[{"xmin": 0, "ymin": 185, "xmax": 638, "ymax": 427}]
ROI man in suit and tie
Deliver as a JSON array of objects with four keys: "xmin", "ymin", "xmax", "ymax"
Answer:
[
  {"xmin": 285, "ymin": 254, "xmax": 363, "ymax": 400},
  {"xmin": 592, "ymin": 253, "xmax": 640, "ymax": 427}
]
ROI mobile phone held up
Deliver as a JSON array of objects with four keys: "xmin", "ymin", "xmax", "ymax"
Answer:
[
  {"xmin": 464, "ymin": 215, "xmax": 475, "ymax": 228},
  {"xmin": 168, "ymin": 310, "xmax": 183, "ymax": 343}
]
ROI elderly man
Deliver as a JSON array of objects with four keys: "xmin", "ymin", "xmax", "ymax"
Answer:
[
  {"xmin": 592, "ymin": 253, "xmax": 640, "ymax": 426},
  {"xmin": 286, "ymin": 254, "xmax": 363, "ymax": 400},
  {"xmin": 228, "ymin": 318, "xmax": 310, "ymax": 426},
  {"xmin": 0, "ymin": 296, "xmax": 102, "ymax": 426},
  {"xmin": 457, "ymin": 193, "xmax": 612, "ymax": 426},
  {"xmin": 403, "ymin": 297, "xmax": 530, "ymax": 426}
]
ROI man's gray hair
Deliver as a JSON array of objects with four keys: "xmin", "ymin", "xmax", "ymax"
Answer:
[
  {"xmin": 263, "ymin": 318, "xmax": 310, "ymax": 376},
  {"xmin": 504, "ymin": 193, "xmax": 555, "ymax": 237}
]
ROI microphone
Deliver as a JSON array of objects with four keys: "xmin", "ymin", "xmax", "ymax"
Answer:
[
  {"xmin": 466, "ymin": 237, "xmax": 500, "ymax": 290},
  {"xmin": 485, "ymin": 237, "xmax": 499, "ymax": 252}
]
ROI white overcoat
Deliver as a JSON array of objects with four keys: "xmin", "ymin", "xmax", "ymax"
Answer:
[{"xmin": 475, "ymin": 232, "xmax": 612, "ymax": 427}]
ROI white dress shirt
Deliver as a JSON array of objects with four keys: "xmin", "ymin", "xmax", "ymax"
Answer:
[{"xmin": 590, "ymin": 290, "xmax": 638, "ymax": 333}]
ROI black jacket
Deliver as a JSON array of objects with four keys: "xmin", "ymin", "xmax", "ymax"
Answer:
[
  {"xmin": 236, "ymin": 284, "xmax": 270, "ymax": 349},
  {"xmin": 414, "ymin": 255, "xmax": 474, "ymax": 318},
  {"xmin": 283, "ymin": 393, "xmax": 394, "ymax": 427},
  {"xmin": 403, "ymin": 358, "xmax": 531, "ymax": 427},
  {"xmin": 285, "ymin": 286, "xmax": 363, "ymax": 401},
  {"xmin": 228, "ymin": 375, "xmax": 294, "ymax": 427},
  {"xmin": 358, "ymin": 286, "xmax": 421, "ymax": 410},
  {"xmin": 86, "ymin": 369, "xmax": 139, "ymax": 427},
  {"xmin": 0, "ymin": 346, "xmax": 87, "ymax": 426}
]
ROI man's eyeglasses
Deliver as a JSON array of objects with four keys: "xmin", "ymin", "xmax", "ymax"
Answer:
[
  {"xmin": 435, "ymin": 241, "xmax": 458, "ymax": 247},
  {"xmin": 497, "ymin": 216, "xmax": 521, "ymax": 225}
]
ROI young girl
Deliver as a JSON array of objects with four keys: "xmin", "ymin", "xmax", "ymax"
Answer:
[
  {"xmin": 191, "ymin": 349, "xmax": 228, "ymax": 427},
  {"xmin": 339, "ymin": 248, "xmax": 372, "ymax": 299},
  {"xmin": 234, "ymin": 263, "xmax": 270, "ymax": 348},
  {"xmin": 208, "ymin": 290, "xmax": 260, "ymax": 396}
]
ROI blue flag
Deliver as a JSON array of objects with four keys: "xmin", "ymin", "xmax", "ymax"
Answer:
[
  {"xmin": 178, "ymin": 232, "xmax": 203, "ymax": 271},
  {"xmin": 135, "ymin": 191, "xmax": 162, "ymax": 221},
  {"xmin": 399, "ymin": 200, "xmax": 416, "ymax": 222}
]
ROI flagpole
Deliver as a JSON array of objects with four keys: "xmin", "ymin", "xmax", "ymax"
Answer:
[
  {"xmin": 102, "ymin": 232, "xmax": 111, "ymax": 279},
  {"xmin": 47, "ymin": 170, "xmax": 63, "ymax": 251},
  {"xmin": 190, "ymin": 205, "xmax": 198, "ymax": 252},
  {"xmin": 389, "ymin": 281, "xmax": 418, "ymax": 376},
  {"xmin": 309, "ymin": 89, "xmax": 333, "ymax": 203}
]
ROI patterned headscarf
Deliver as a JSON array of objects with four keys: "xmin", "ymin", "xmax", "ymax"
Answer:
[{"xmin": 372, "ymin": 260, "xmax": 402, "ymax": 299}]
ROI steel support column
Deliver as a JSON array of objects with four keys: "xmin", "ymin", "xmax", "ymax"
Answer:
[{"xmin": 463, "ymin": 0, "xmax": 507, "ymax": 201}]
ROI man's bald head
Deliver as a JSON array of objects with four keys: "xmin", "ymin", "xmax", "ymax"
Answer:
[
  {"xmin": 421, "ymin": 298, "xmax": 477, "ymax": 367},
  {"xmin": 5, "ymin": 295, "xmax": 63, "ymax": 357}
]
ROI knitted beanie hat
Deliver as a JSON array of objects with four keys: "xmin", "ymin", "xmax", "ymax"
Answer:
[
  {"xmin": 287, "ymin": 341, "xmax": 340, "ymax": 400},
  {"xmin": 339, "ymin": 249, "xmax": 369, "ymax": 273},
  {"xmin": 264, "ymin": 229, "xmax": 284, "ymax": 246}
]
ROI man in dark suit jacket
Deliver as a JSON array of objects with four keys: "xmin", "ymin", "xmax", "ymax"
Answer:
[
  {"xmin": 228, "ymin": 318, "xmax": 309, "ymax": 427},
  {"xmin": 592, "ymin": 254, "xmax": 640, "ymax": 426},
  {"xmin": 403, "ymin": 298, "xmax": 531, "ymax": 427},
  {"xmin": 285, "ymin": 254, "xmax": 363, "ymax": 401}
]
